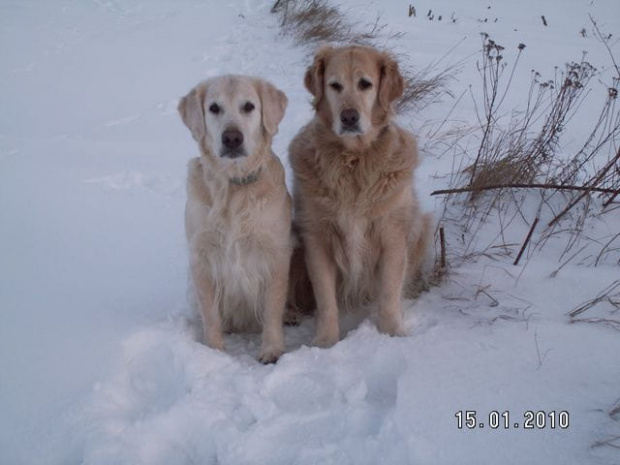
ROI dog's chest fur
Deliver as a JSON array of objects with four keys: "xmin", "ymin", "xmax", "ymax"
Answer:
[
  {"xmin": 293, "ymin": 124, "xmax": 416, "ymax": 300},
  {"xmin": 309, "ymin": 125, "xmax": 413, "ymax": 210},
  {"xmin": 185, "ymin": 158, "xmax": 287, "ymax": 330}
]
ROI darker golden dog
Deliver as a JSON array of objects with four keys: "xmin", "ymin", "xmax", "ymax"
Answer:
[{"xmin": 289, "ymin": 45, "xmax": 431, "ymax": 347}]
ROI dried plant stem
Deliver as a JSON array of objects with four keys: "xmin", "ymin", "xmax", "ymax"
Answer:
[
  {"xmin": 548, "ymin": 146, "xmax": 620, "ymax": 227},
  {"xmin": 439, "ymin": 226, "xmax": 447, "ymax": 268},
  {"xmin": 603, "ymin": 192, "xmax": 619, "ymax": 207},
  {"xmin": 590, "ymin": 14, "xmax": 620, "ymax": 77},
  {"xmin": 431, "ymin": 183, "xmax": 619, "ymax": 196},
  {"xmin": 568, "ymin": 280, "xmax": 620, "ymax": 318},
  {"xmin": 514, "ymin": 216, "xmax": 539, "ymax": 265}
]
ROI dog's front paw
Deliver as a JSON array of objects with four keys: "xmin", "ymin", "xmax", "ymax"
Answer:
[
  {"xmin": 257, "ymin": 345, "xmax": 284, "ymax": 364},
  {"xmin": 205, "ymin": 332, "xmax": 225, "ymax": 352},
  {"xmin": 312, "ymin": 331, "xmax": 339, "ymax": 348},
  {"xmin": 312, "ymin": 318, "xmax": 340, "ymax": 348},
  {"xmin": 378, "ymin": 318, "xmax": 407, "ymax": 337}
]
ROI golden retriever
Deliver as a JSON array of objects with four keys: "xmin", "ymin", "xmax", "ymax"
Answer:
[
  {"xmin": 289, "ymin": 45, "xmax": 431, "ymax": 347},
  {"xmin": 178, "ymin": 75, "xmax": 291, "ymax": 363}
]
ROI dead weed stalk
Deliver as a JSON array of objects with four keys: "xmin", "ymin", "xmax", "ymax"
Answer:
[{"xmin": 434, "ymin": 25, "xmax": 619, "ymax": 271}]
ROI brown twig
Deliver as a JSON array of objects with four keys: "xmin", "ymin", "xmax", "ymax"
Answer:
[
  {"xmin": 439, "ymin": 226, "xmax": 447, "ymax": 268},
  {"xmin": 514, "ymin": 216, "xmax": 539, "ymax": 265},
  {"xmin": 431, "ymin": 183, "xmax": 619, "ymax": 196}
]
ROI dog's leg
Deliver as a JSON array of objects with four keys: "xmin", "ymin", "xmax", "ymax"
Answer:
[
  {"xmin": 305, "ymin": 234, "xmax": 340, "ymax": 347},
  {"xmin": 191, "ymin": 262, "xmax": 224, "ymax": 351},
  {"xmin": 258, "ymin": 255, "xmax": 288, "ymax": 364},
  {"xmin": 378, "ymin": 228, "xmax": 407, "ymax": 337}
]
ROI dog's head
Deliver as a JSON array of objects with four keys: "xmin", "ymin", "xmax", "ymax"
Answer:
[
  {"xmin": 178, "ymin": 75, "xmax": 287, "ymax": 170},
  {"xmin": 305, "ymin": 45, "xmax": 404, "ymax": 143}
]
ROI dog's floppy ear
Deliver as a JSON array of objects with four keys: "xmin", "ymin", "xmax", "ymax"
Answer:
[
  {"xmin": 378, "ymin": 53, "xmax": 404, "ymax": 111},
  {"xmin": 257, "ymin": 80, "xmax": 288, "ymax": 136},
  {"xmin": 178, "ymin": 84, "xmax": 207, "ymax": 141},
  {"xmin": 304, "ymin": 45, "xmax": 331, "ymax": 108}
]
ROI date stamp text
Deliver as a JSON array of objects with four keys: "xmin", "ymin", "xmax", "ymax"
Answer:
[{"xmin": 455, "ymin": 410, "xmax": 570, "ymax": 430}]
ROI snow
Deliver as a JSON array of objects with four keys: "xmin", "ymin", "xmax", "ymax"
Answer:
[{"xmin": 1, "ymin": 0, "xmax": 619, "ymax": 464}]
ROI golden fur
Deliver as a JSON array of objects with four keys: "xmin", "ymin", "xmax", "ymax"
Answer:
[
  {"xmin": 179, "ymin": 75, "xmax": 291, "ymax": 363},
  {"xmin": 289, "ymin": 45, "xmax": 431, "ymax": 347}
]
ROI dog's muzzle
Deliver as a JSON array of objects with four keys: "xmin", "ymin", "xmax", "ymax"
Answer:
[{"xmin": 220, "ymin": 128, "xmax": 246, "ymax": 158}]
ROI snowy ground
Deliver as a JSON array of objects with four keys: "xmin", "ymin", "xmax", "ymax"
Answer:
[{"xmin": 1, "ymin": 0, "xmax": 619, "ymax": 464}]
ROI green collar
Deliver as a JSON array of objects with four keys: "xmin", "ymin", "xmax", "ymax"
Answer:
[{"xmin": 229, "ymin": 168, "xmax": 261, "ymax": 186}]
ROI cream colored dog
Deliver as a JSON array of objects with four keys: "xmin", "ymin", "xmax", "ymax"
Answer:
[
  {"xmin": 178, "ymin": 75, "xmax": 291, "ymax": 363},
  {"xmin": 289, "ymin": 45, "xmax": 431, "ymax": 347}
]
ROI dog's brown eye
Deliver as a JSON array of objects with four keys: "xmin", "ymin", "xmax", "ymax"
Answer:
[
  {"xmin": 359, "ymin": 79, "xmax": 372, "ymax": 90},
  {"xmin": 330, "ymin": 82, "xmax": 343, "ymax": 92},
  {"xmin": 209, "ymin": 103, "xmax": 220, "ymax": 114},
  {"xmin": 243, "ymin": 102, "xmax": 255, "ymax": 113}
]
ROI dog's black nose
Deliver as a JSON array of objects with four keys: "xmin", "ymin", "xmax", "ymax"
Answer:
[
  {"xmin": 340, "ymin": 109, "xmax": 360, "ymax": 127},
  {"xmin": 222, "ymin": 128, "xmax": 244, "ymax": 149}
]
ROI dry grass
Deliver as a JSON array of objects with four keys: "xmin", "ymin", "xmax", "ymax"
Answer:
[
  {"xmin": 272, "ymin": 0, "xmax": 375, "ymax": 45},
  {"xmin": 590, "ymin": 395, "xmax": 620, "ymax": 456},
  {"xmin": 464, "ymin": 36, "xmax": 599, "ymax": 193},
  {"xmin": 568, "ymin": 280, "xmax": 620, "ymax": 331},
  {"xmin": 433, "ymin": 27, "xmax": 619, "ymax": 269},
  {"xmin": 396, "ymin": 64, "xmax": 456, "ymax": 113}
]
